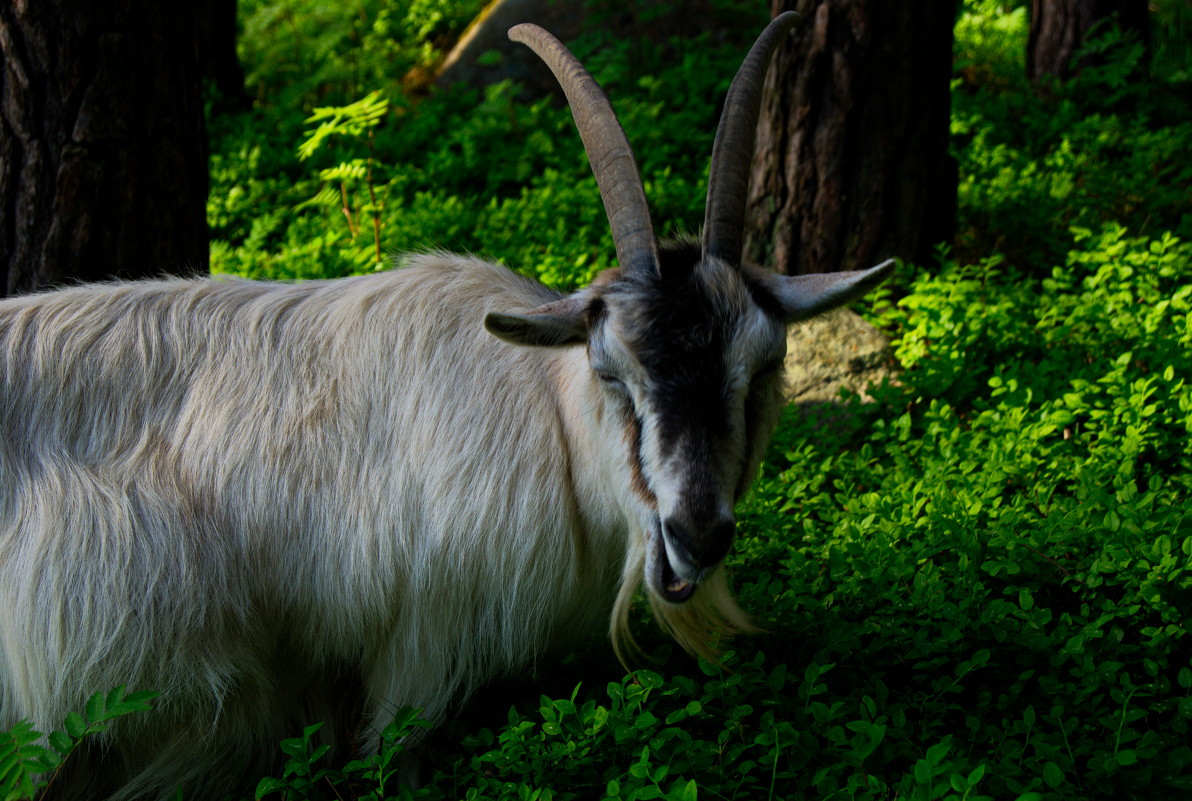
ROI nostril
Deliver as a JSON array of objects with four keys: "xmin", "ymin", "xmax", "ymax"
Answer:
[
  {"xmin": 661, "ymin": 515, "xmax": 736, "ymax": 569},
  {"xmin": 661, "ymin": 518, "xmax": 695, "ymax": 565}
]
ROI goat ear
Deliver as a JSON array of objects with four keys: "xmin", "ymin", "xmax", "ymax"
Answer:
[
  {"xmin": 761, "ymin": 259, "xmax": 895, "ymax": 323},
  {"xmin": 485, "ymin": 297, "xmax": 589, "ymax": 347}
]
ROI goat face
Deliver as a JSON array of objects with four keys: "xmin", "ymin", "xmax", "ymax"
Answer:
[
  {"xmin": 487, "ymin": 12, "xmax": 892, "ymax": 613},
  {"xmin": 488, "ymin": 242, "xmax": 890, "ymax": 608},
  {"xmin": 586, "ymin": 247, "xmax": 786, "ymax": 603}
]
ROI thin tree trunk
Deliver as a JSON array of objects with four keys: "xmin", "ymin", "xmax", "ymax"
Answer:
[
  {"xmin": 1027, "ymin": 0, "xmax": 1149, "ymax": 81},
  {"xmin": 0, "ymin": 0, "xmax": 209, "ymax": 297},
  {"xmin": 744, "ymin": 0, "xmax": 956, "ymax": 275}
]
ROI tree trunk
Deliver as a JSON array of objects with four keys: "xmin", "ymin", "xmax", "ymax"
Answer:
[
  {"xmin": 1027, "ymin": 0, "xmax": 1149, "ymax": 81},
  {"xmin": 743, "ymin": 1, "xmax": 957, "ymax": 276},
  {"xmin": 201, "ymin": 0, "xmax": 248, "ymax": 109},
  {"xmin": 0, "ymin": 0, "xmax": 210, "ymax": 297}
]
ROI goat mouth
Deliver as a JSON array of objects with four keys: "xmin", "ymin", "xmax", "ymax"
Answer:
[
  {"xmin": 660, "ymin": 558, "xmax": 695, "ymax": 603},
  {"xmin": 650, "ymin": 517, "xmax": 696, "ymax": 603}
]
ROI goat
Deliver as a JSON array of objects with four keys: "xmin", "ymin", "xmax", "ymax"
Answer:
[{"xmin": 0, "ymin": 13, "xmax": 892, "ymax": 799}]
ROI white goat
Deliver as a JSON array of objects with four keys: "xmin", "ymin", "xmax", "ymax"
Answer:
[{"xmin": 0, "ymin": 14, "xmax": 891, "ymax": 799}]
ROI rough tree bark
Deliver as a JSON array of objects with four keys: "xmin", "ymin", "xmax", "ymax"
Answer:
[
  {"xmin": 743, "ymin": 1, "xmax": 957, "ymax": 276},
  {"xmin": 0, "ymin": 0, "xmax": 210, "ymax": 297},
  {"xmin": 1027, "ymin": 0, "xmax": 1149, "ymax": 81}
]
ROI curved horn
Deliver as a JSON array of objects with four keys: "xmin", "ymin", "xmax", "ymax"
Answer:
[
  {"xmin": 702, "ymin": 11, "xmax": 801, "ymax": 267},
  {"xmin": 510, "ymin": 24, "xmax": 658, "ymax": 278}
]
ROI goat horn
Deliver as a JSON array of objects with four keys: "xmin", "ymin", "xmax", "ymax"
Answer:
[
  {"xmin": 510, "ymin": 24, "xmax": 658, "ymax": 278},
  {"xmin": 702, "ymin": 11, "xmax": 801, "ymax": 267}
]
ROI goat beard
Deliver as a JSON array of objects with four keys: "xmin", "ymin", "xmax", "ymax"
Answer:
[{"xmin": 609, "ymin": 534, "xmax": 757, "ymax": 668}]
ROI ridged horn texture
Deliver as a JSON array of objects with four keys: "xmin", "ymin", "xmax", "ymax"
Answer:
[
  {"xmin": 702, "ymin": 11, "xmax": 802, "ymax": 267},
  {"xmin": 509, "ymin": 24, "xmax": 659, "ymax": 278}
]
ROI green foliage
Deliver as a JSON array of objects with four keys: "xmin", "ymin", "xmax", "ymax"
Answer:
[
  {"xmin": 297, "ymin": 90, "xmax": 391, "ymax": 267},
  {"xmin": 237, "ymin": 0, "xmax": 487, "ymax": 110},
  {"xmin": 730, "ymin": 224, "xmax": 1191, "ymax": 798},
  {"xmin": 0, "ymin": 687, "xmax": 157, "ymax": 800},
  {"xmin": 211, "ymin": 1, "xmax": 755, "ymax": 287},
  {"xmin": 253, "ymin": 708, "xmax": 429, "ymax": 800},
  {"xmin": 1151, "ymin": 0, "xmax": 1192, "ymax": 82},
  {"xmin": 952, "ymin": 1, "xmax": 1192, "ymax": 270}
]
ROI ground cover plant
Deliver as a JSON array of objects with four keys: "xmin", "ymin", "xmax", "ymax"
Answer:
[{"xmin": 5, "ymin": 1, "xmax": 1191, "ymax": 799}]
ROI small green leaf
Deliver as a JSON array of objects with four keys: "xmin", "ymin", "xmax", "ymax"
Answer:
[
  {"xmin": 48, "ymin": 730, "xmax": 74, "ymax": 757},
  {"xmin": 1116, "ymin": 749, "xmax": 1138, "ymax": 766},
  {"xmin": 634, "ymin": 712, "xmax": 659, "ymax": 730},
  {"xmin": 63, "ymin": 712, "xmax": 87, "ymax": 740},
  {"xmin": 967, "ymin": 762, "xmax": 986, "ymax": 785},
  {"xmin": 255, "ymin": 776, "xmax": 290, "ymax": 799},
  {"xmin": 926, "ymin": 738, "xmax": 951, "ymax": 763},
  {"xmin": 84, "ymin": 691, "xmax": 105, "ymax": 723}
]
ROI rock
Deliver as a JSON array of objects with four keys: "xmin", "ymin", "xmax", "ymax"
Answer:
[{"xmin": 783, "ymin": 308, "xmax": 898, "ymax": 406}]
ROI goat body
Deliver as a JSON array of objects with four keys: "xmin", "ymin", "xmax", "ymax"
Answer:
[{"xmin": 0, "ymin": 256, "xmax": 627, "ymax": 795}]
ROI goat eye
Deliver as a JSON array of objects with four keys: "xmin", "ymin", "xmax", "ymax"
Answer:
[{"xmin": 596, "ymin": 372, "xmax": 627, "ymax": 391}]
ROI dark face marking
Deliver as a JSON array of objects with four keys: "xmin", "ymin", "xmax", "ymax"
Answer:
[
  {"xmin": 585, "ymin": 241, "xmax": 789, "ymax": 596},
  {"xmin": 610, "ymin": 257, "xmax": 735, "ymax": 458},
  {"xmin": 606, "ymin": 254, "xmax": 764, "ymax": 489}
]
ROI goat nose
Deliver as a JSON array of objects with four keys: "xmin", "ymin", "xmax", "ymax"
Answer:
[{"xmin": 661, "ymin": 514, "xmax": 736, "ymax": 571}]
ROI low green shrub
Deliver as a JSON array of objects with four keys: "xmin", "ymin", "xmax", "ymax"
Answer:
[
  {"xmin": 0, "ymin": 687, "xmax": 157, "ymax": 801},
  {"xmin": 952, "ymin": 2, "xmax": 1192, "ymax": 270}
]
